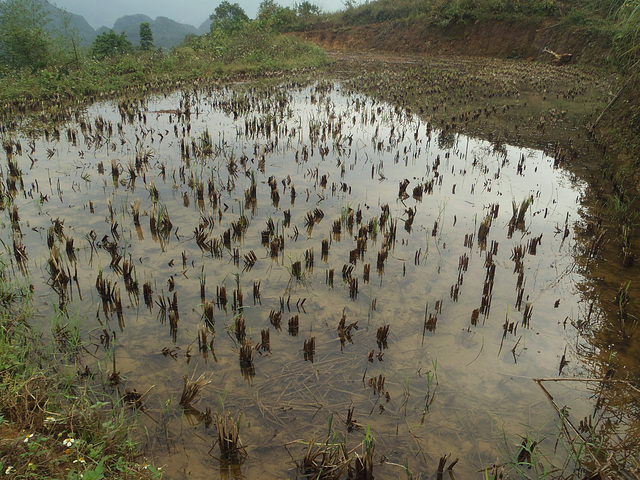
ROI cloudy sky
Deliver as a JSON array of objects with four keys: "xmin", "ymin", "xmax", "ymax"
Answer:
[{"xmin": 50, "ymin": 0, "xmax": 346, "ymax": 29}]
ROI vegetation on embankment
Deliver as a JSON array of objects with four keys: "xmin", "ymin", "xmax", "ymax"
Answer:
[
  {"xmin": 591, "ymin": 71, "xmax": 640, "ymax": 158},
  {"xmin": 0, "ymin": 0, "xmax": 327, "ymax": 119},
  {"xmin": 294, "ymin": 0, "xmax": 637, "ymax": 67},
  {"xmin": 0, "ymin": 260, "xmax": 160, "ymax": 479},
  {"xmin": 0, "ymin": 37, "xmax": 326, "ymax": 119}
]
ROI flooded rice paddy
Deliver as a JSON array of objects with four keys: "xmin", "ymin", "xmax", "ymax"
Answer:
[{"xmin": 3, "ymin": 80, "xmax": 605, "ymax": 478}]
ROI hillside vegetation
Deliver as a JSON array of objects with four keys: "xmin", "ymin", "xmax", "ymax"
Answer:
[
  {"xmin": 0, "ymin": 0, "xmax": 328, "ymax": 116},
  {"xmin": 1, "ymin": 0, "xmax": 203, "ymax": 51},
  {"xmin": 292, "ymin": 0, "xmax": 638, "ymax": 67}
]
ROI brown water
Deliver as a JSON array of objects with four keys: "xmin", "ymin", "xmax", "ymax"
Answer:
[{"xmin": 3, "ymin": 82, "xmax": 599, "ymax": 478}]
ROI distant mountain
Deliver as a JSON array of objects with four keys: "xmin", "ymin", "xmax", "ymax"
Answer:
[
  {"xmin": 40, "ymin": 0, "xmax": 97, "ymax": 46},
  {"xmin": 152, "ymin": 16, "xmax": 198, "ymax": 50},
  {"xmin": 33, "ymin": 0, "xmax": 208, "ymax": 51},
  {"xmin": 96, "ymin": 14, "xmax": 153, "ymax": 42},
  {"xmin": 98, "ymin": 14, "xmax": 198, "ymax": 51},
  {"xmin": 197, "ymin": 19, "xmax": 213, "ymax": 36}
]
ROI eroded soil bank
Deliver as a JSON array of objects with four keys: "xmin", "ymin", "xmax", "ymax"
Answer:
[
  {"xmin": 297, "ymin": 16, "xmax": 639, "ymax": 158},
  {"xmin": 298, "ymin": 19, "xmax": 613, "ymax": 66}
]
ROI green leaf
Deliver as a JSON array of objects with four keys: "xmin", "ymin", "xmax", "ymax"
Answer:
[{"xmin": 82, "ymin": 458, "xmax": 105, "ymax": 480}]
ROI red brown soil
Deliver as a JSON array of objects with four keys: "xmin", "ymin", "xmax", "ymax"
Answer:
[{"xmin": 298, "ymin": 19, "xmax": 611, "ymax": 65}]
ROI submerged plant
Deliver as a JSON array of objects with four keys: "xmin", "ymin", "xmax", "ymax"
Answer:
[
  {"xmin": 215, "ymin": 411, "xmax": 246, "ymax": 461},
  {"xmin": 179, "ymin": 370, "xmax": 211, "ymax": 409},
  {"xmin": 295, "ymin": 421, "xmax": 350, "ymax": 479},
  {"xmin": 354, "ymin": 425, "xmax": 375, "ymax": 479},
  {"xmin": 291, "ymin": 416, "xmax": 378, "ymax": 480}
]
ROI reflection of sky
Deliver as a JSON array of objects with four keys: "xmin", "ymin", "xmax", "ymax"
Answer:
[{"xmin": 9, "ymin": 84, "xmax": 591, "ymax": 478}]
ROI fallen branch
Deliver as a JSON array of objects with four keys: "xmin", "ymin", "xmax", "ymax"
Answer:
[
  {"xmin": 591, "ymin": 84, "xmax": 627, "ymax": 130},
  {"xmin": 542, "ymin": 46, "xmax": 573, "ymax": 65},
  {"xmin": 533, "ymin": 377, "xmax": 640, "ymax": 395},
  {"xmin": 534, "ymin": 379, "xmax": 611, "ymax": 479}
]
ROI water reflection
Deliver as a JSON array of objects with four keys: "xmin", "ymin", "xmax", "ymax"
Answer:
[{"xmin": 3, "ymin": 81, "xmax": 592, "ymax": 478}]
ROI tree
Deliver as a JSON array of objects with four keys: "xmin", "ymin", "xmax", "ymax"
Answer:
[
  {"xmin": 139, "ymin": 22, "xmax": 154, "ymax": 50},
  {"xmin": 58, "ymin": 10, "xmax": 82, "ymax": 66},
  {"xmin": 257, "ymin": 0, "xmax": 296, "ymax": 33},
  {"xmin": 296, "ymin": 1, "xmax": 321, "ymax": 18},
  {"xmin": 258, "ymin": 0, "xmax": 278, "ymax": 20},
  {"xmin": 209, "ymin": 1, "xmax": 249, "ymax": 35},
  {"xmin": 90, "ymin": 30, "xmax": 134, "ymax": 60},
  {"xmin": 294, "ymin": 1, "xmax": 321, "ymax": 30},
  {"xmin": 0, "ymin": 0, "xmax": 52, "ymax": 71}
]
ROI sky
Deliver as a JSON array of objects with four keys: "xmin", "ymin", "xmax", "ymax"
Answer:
[{"xmin": 50, "ymin": 0, "xmax": 346, "ymax": 29}]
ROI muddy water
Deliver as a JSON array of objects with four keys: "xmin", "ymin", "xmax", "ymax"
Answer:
[{"xmin": 4, "ymin": 82, "xmax": 596, "ymax": 478}]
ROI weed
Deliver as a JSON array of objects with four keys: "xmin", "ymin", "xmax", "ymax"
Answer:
[
  {"xmin": 616, "ymin": 280, "xmax": 636, "ymax": 339},
  {"xmin": 289, "ymin": 258, "xmax": 304, "ymax": 281},
  {"xmin": 296, "ymin": 431, "xmax": 350, "ymax": 477},
  {"xmin": 179, "ymin": 370, "xmax": 211, "ymax": 409},
  {"xmin": 354, "ymin": 425, "xmax": 375, "ymax": 479},
  {"xmin": 290, "ymin": 416, "xmax": 378, "ymax": 479},
  {"xmin": 215, "ymin": 412, "xmax": 246, "ymax": 462},
  {"xmin": 0, "ymin": 260, "xmax": 161, "ymax": 479}
]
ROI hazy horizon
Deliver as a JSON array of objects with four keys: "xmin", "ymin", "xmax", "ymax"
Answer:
[{"xmin": 50, "ymin": 0, "xmax": 345, "ymax": 29}]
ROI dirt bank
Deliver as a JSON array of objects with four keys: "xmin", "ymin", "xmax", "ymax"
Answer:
[
  {"xmin": 297, "ymin": 18, "xmax": 638, "ymax": 161},
  {"xmin": 298, "ymin": 18, "xmax": 613, "ymax": 65}
]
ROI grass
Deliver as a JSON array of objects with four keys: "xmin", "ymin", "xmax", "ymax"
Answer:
[
  {"xmin": 614, "ymin": 0, "xmax": 640, "ymax": 65},
  {"xmin": 0, "ymin": 31, "xmax": 328, "ymax": 120},
  {"xmin": 495, "ymin": 375, "xmax": 640, "ymax": 479},
  {"xmin": 289, "ymin": 415, "xmax": 379, "ymax": 479},
  {"xmin": 0, "ymin": 256, "xmax": 161, "ymax": 479},
  {"xmin": 178, "ymin": 371, "xmax": 211, "ymax": 410}
]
